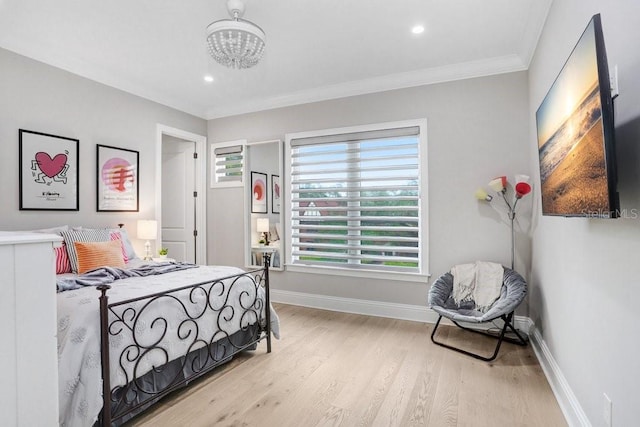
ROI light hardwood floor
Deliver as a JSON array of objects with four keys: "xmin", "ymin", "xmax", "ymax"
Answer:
[{"xmin": 129, "ymin": 303, "xmax": 566, "ymax": 427}]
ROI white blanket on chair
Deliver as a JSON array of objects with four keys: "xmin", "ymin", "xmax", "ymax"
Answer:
[{"xmin": 451, "ymin": 261, "xmax": 503, "ymax": 312}]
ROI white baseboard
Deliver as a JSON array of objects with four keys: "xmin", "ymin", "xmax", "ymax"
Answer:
[
  {"xmin": 529, "ymin": 325, "xmax": 591, "ymax": 427},
  {"xmin": 270, "ymin": 289, "xmax": 530, "ymax": 336},
  {"xmin": 271, "ymin": 289, "xmax": 588, "ymax": 426}
]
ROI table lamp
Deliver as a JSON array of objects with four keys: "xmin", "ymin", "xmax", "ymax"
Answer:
[
  {"xmin": 137, "ymin": 219, "xmax": 158, "ymax": 260},
  {"xmin": 257, "ymin": 218, "xmax": 270, "ymax": 246}
]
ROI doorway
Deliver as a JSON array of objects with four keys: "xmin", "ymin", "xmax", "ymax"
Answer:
[{"xmin": 156, "ymin": 125, "xmax": 207, "ymax": 265}]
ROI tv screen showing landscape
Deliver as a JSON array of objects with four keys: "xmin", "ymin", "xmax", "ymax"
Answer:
[{"xmin": 535, "ymin": 14, "xmax": 618, "ymax": 217}]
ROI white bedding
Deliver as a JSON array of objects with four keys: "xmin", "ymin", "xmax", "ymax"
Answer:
[{"xmin": 57, "ymin": 261, "xmax": 279, "ymax": 427}]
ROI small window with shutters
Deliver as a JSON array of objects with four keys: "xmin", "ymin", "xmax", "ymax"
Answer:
[
  {"xmin": 285, "ymin": 119, "xmax": 428, "ymax": 278},
  {"xmin": 210, "ymin": 140, "xmax": 246, "ymax": 188}
]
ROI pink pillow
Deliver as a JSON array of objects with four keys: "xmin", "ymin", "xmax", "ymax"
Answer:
[
  {"xmin": 54, "ymin": 243, "xmax": 72, "ymax": 274},
  {"xmin": 110, "ymin": 232, "xmax": 129, "ymax": 263}
]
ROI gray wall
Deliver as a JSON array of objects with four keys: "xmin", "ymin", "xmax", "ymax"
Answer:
[
  {"xmin": 0, "ymin": 48, "xmax": 206, "ymax": 252},
  {"xmin": 208, "ymin": 71, "xmax": 531, "ymax": 307},
  {"xmin": 528, "ymin": 0, "xmax": 640, "ymax": 425}
]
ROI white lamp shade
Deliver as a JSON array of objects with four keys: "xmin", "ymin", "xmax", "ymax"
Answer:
[
  {"xmin": 257, "ymin": 218, "xmax": 270, "ymax": 233},
  {"xmin": 488, "ymin": 176, "xmax": 507, "ymax": 192},
  {"xmin": 137, "ymin": 219, "xmax": 158, "ymax": 240},
  {"xmin": 474, "ymin": 188, "xmax": 493, "ymax": 202}
]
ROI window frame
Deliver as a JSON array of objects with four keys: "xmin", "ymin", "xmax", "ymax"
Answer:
[
  {"xmin": 284, "ymin": 119, "xmax": 429, "ymax": 282},
  {"xmin": 210, "ymin": 139, "xmax": 247, "ymax": 188}
]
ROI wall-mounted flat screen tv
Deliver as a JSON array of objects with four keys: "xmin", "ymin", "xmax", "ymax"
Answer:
[{"xmin": 535, "ymin": 14, "xmax": 619, "ymax": 218}]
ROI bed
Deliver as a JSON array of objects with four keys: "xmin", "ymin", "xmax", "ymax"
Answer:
[{"xmin": 56, "ymin": 254, "xmax": 278, "ymax": 427}]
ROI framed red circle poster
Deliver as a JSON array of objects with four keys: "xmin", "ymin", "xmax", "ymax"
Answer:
[
  {"xmin": 97, "ymin": 144, "xmax": 139, "ymax": 212},
  {"xmin": 251, "ymin": 171, "xmax": 268, "ymax": 213}
]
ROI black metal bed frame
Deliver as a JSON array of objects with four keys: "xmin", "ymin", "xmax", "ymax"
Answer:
[{"xmin": 96, "ymin": 255, "xmax": 272, "ymax": 426}]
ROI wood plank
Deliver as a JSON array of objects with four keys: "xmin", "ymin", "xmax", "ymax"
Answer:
[{"xmin": 130, "ymin": 303, "xmax": 567, "ymax": 427}]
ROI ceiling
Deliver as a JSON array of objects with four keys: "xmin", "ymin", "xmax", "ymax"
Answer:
[{"xmin": 0, "ymin": 0, "xmax": 552, "ymax": 120}]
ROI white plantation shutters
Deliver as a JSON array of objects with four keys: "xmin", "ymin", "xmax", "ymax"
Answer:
[
  {"xmin": 289, "ymin": 123, "xmax": 424, "ymax": 273},
  {"xmin": 211, "ymin": 144, "xmax": 245, "ymax": 187}
]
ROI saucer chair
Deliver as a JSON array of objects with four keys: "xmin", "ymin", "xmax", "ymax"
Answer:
[{"xmin": 428, "ymin": 267, "xmax": 528, "ymax": 361}]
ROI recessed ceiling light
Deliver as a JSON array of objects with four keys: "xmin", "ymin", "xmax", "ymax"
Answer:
[
  {"xmin": 204, "ymin": 74, "xmax": 214, "ymax": 83},
  {"xmin": 412, "ymin": 25, "xmax": 425, "ymax": 35}
]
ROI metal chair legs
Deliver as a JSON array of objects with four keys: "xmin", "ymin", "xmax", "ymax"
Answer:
[{"xmin": 430, "ymin": 312, "xmax": 528, "ymax": 361}]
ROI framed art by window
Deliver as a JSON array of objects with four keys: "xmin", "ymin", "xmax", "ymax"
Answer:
[
  {"xmin": 251, "ymin": 171, "xmax": 268, "ymax": 213},
  {"xmin": 271, "ymin": 174, "xmax": 280, "ymax": 214}
]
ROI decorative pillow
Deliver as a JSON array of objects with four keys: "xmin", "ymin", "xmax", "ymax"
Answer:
[
  {"xmin": 79, "ymin": 227, "xmax": 138, "ymax": 260},
  {"xmin": 74, "ymin": 240, "xmax": 126, "ymax": 274},
  {"xmin": 110, "ymin": 228, "xmax": 138, "ymax": 260},
  {"xmin": 54, "ymin": 243, "xmax": 72, "ymax": 274},
  {"xmin": 60, "ymin": 229, "xmax": 111, "ymax": 273},
  {"xmin": 110, "ymin": 232, "xmax": 129, "ymax": 263}
]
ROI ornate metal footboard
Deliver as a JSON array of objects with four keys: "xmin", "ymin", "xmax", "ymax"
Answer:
[{"xmin": 96, "ymin": 259, "xmax": 271, "ymax": 426}]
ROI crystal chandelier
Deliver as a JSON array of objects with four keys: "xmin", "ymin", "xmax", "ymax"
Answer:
[{"xmin": 206, "ymin": 0, "xmax": 266, "ymax": 69}]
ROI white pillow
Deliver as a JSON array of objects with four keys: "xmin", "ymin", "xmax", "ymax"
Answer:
[{"xmin": 110, "ymin": 228, "xmax": 138, "ymax": 260}]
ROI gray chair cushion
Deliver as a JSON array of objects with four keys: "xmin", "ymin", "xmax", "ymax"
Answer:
[{"xmin": 427, "ymin": 267, "xmax": 527, "ymax": 323}]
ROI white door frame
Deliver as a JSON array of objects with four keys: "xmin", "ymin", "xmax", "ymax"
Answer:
[{"xmin": 156, "ymin": 124, "xmax": 207, "ymax": 265}]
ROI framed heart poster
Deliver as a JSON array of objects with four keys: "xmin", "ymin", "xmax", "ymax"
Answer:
[{"xmin": 19, "ymin": 129, "xmax": 79, "ymax": 211}]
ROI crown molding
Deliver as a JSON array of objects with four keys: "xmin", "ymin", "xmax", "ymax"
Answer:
[
  {"xmin": 0, "ymin": 44, "xmax": 207, "ymax": 119},
  {"xmin": 205, "ymin": 54, "xmax": 527, "ymax": 119},
  {"xmin": 3, "ymin": 36, "xmax": 534, "ymax": 122},
  {"xmin": 519, "ymin": 0, "xmax": 554, "ymax": 68}
]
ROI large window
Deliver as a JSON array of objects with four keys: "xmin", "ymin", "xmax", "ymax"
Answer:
[{"xmin": 285, "ymin": 120, "xmax": 428, "ymax": 277}]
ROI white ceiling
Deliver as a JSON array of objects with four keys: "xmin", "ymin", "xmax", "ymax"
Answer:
[{"xmin": 0, "ymin": 0, "xmax": 552, "ymax": 119}]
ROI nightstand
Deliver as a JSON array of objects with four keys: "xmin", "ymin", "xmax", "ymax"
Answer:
[
  {"xmin": 250, "ymin": 246, "xmax": 280, "ymax": 269},
  {"xmin": 152, "ymin": 257, "xmax": 176, "ymax": 262}
]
